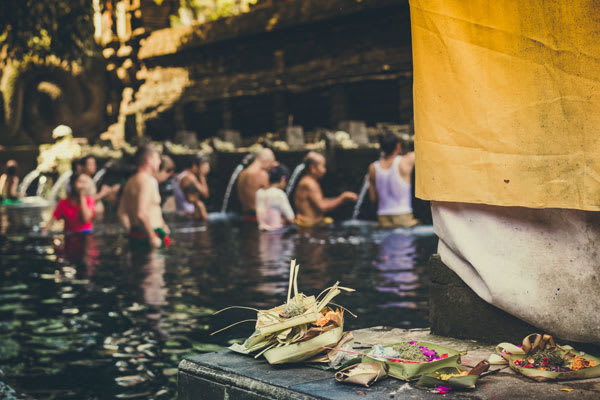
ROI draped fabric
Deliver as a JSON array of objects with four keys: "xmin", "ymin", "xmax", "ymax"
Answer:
[{"xmin": 411, "ymin": 0, "xmax": 600, "ymax": 211}]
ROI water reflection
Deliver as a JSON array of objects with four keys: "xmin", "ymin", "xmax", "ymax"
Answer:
[{"xmin": 0, "ymin": 208, "xmax": 436, "ymax": 399}]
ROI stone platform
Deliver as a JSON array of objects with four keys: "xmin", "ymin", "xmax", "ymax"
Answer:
[{"xmin": 178, "ymin": 327, "xmax": 600, "ymax": 399}]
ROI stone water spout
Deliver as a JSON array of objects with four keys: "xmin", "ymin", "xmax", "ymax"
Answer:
[
  {"xmin": 48, "ymin": 170, "xmax": 73, "ymax": 202},
  {"xmin": 351, "ymin": 175, "xmax": 370, "ymax": 220},
  {"xmin": 286, "ymin": 163, "xmax": 305, "ymax": 196},
  {"xmin": 36, "ymin": 175, "xmax": 48, "ymax": 197},
  {"xmin": 18, "ymin": 169, "xmax": 41, "ymax": 196}
]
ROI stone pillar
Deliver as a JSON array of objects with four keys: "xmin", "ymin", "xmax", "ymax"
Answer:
[
  {"xmin": 116, "ymin": 1, "xmax": 131, "ymax": 40},
  {"xmin": 397, "ymin": 77, "xmax": 413, "ymax": 123},
  {"xmin": 135, "ymin": 111, "xmax": 146, "ymax": 138},
  {"xmin": 174, "ymin": 103, "xmax": 185, "ymax": 131},
  {"xmin": 222, "ymin": 98, "xmax": 233, "ymax": 130},
  {"xmin": 428, "ymin": 255, "xmax": 537, "ymax": 344},
  {"xmin": 273, "ymin": 91, "xmax": 287, "ymax": 133}
]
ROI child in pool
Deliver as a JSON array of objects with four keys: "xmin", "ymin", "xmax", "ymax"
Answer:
[{"xmin": 44, "ymin": 172, "xmax": 96, "ymax": 233}]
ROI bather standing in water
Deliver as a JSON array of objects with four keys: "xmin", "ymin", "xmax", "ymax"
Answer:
[
  {"xmin": 118, "ymin": 145, "xmax": 170, "ymax": 249},
  {"xmin": 156, "ymin": 154, "xmax": 176, "ymax": 210},
  {"xmin": 0, "ymin": 160, "xmax": 20, "ymax": 203},
  {"xmin": 236, "ymin": 148, "xmax": 277, "ymax": 222},
  {"xmin": 294, "ymin": 152, "xmax": 357, "ymax": 226},
  {"xmin": 44, "ymin": 172, "xmax": 96, "ymax": 234},
  {"xmin": 80, "ymin": 155, "xmax": 120, "ymax": 215},
  {"xmin": 256, "ymin": 164, "xmax": 295, "ymax": 231},
  {"xmin": 174, "ymin": 154, "xmax": 210, "ymax": 220},
  {"xmin": 368, "ymin": 132, "xmax": 419, "ymax": 228}
]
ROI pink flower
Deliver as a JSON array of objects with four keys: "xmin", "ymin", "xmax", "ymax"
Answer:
[
  {"xmin": 435, "ymin": 386, "xmax": 452, "ymax": 394},
  {"xmin": 410, "ymin": 341, "xmax": 417, "ymax": 345}
]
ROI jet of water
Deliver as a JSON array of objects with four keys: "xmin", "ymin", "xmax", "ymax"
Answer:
[
  {"xmin": 36, "ymin": 175, "xmax": 48, "ymax": 197},
  {"xmin": 286, "ymin": 163, "xmax": 305, "ymax": 196},
  {"xmin": 93, "ymin": 167, "xmax": 107, "ymax": 185},
  {"xmin": 48, "ymin": 170, "xmax": 73, "ymax": 201},
  {"xmin": 351, "ymin": 176, "xmax": 370, "ymax": 220},
  {"xmin": 220, "ymin": 163, "xmax": 244, "ymax": 213},
  {"xmin": 18, "ymin": 169, "xmax": 41, "ymax": 196},
  {"xmin": 93, "ymin": 160, "xmax": 114, "ymax": 185}
]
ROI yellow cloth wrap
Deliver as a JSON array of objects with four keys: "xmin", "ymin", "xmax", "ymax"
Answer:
[{"xmin": 410, "ymin": 0, "xmax": 600, "ymax": 211}]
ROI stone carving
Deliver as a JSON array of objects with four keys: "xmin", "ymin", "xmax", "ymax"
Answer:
[{"xmin": 0, "ymin": 59, "xmax": 117, "ymax": 145}]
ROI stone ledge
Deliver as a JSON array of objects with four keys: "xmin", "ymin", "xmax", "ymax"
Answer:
[
  {"xmin": 139, "ymin": 0, "xmax": 406, "ymax": 60},
  {"xmin": 178, "ymin": 327, "xmax": 600, "ymax": 399}
]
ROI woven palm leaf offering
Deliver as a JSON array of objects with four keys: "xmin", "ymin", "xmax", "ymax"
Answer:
[
  {"xmin": 362, "ymin": 341, "xmax": 462, "ymax": 381},
  {"xmin": 494, "ymin": 333, "xmax": 600, "ymax": 382},
  {"xmin": 212, "ymin": 260, "xmax": 355, "ymax": 364}
]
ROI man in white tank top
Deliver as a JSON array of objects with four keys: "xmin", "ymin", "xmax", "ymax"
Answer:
[{"xmin": 368, "ymin": 132, "xmax": 419, "ymax": 228}]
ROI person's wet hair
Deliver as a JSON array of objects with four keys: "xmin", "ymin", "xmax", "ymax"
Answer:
[
  {"xmin": 379, "ymin": 131, "xmax": 400, "ymax": 156},
  {"xmin": 69, "ymin": 172, "xmax": 82, "ymax": 196},
  {"xmin": 71, "ymin": 158, "xmax": 81, "ymax": 172},
  {"xmin": 5, "ymin": 160, "xmax": 18, "ymax": 176},
  {"xmin": 134, "ymin": 144, "xmax": 157, "ymax": 167},
  {"xmin": 268, "ymin": 164, "xmax": 290, "ymax": 184},
  {"xmin": 303, "ymin": 151, "xmax": 323, "ymax": 171},
  {"xmin": 160, "ymin": 155, "xmax": 175, "ymax": 173},
  {"xmin": 81, "ymin": 155, "xmax": 95, "ymax": 165},
  {"xmin": 256, "ymin": 148, "xmax": 275, "ymax": 163},
  {"xmin": 185, "ymin": 154, "xmax": 207, "ymax": 169}
]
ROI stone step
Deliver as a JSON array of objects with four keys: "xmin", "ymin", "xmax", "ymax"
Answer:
[{"xmin": 178, "ymin": 327, "xmax": 600, "ymax": 399}]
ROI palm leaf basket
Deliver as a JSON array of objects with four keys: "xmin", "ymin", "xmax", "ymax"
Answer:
[
  {"xmin": 363, "ymin": 342, "xmax": 461, "ymax": 380},
  {"xmin": 496, "ymin": 333, "xmax": 600, "ymax": 382},
  {"xmin": 213, "ymin": 260, "xmax": 354, "ymax": 364}
]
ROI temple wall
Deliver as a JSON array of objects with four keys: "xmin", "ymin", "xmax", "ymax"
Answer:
[{"xmin": 127, "ymin": 0, "xmax": 412, "ymax": 140}]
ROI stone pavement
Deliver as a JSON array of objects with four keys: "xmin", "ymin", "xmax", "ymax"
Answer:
[{"xmin": 178, "ymin": 327, "xmax": 600, "ymax": 399}]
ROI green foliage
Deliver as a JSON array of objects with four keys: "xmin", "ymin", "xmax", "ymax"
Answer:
[
  {"xmin": 0, "ymin": 0, "xmax": 97, "ymax": 62},
  {"xmin": 171, "ymin": 0, "xmax": 258, "ymax": 27}
]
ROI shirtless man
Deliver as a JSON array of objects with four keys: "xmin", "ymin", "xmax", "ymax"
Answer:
[
  {"xmin": 236, "ymin": 148, "xmax": 276, "ymax": 221},
  {"xmin": 294, "ymin": 152, "xmax": 357, "ymax": 226},
  {"xmin": 118, "ymin": 145, "xmax": 170, "ymax": 249}
]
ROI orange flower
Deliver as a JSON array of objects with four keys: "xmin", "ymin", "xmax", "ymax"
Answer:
[
  {"xmin": 569, "ymin": 356, "xmax": 596, "ymax": 371},
  {"xmin": 315, "ymin": 309, "xmax": 342, "ymax": 327}
]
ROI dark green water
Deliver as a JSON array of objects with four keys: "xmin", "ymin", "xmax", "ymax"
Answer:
[{"xmin": 0, "ymin": 207, "xmax": 436, "ymax": 399}]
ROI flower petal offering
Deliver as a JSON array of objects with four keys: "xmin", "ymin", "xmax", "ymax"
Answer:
[
  {"xmin": 363, "ymin": 341, "xmax": 462, "ymax": 380},
  {"xmin": 496, "ymin": 333, "xmax": 600, "ymax": 382}
]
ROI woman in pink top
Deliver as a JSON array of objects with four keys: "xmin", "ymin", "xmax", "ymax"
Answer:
[{"xmin": 45, "ymin": 172, "xmax": 96, "ymax": 233}]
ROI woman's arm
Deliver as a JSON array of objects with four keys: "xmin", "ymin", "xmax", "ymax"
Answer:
[{"xmin": 79, "ymin": 195, "xmax": 94, "ymax": 223}]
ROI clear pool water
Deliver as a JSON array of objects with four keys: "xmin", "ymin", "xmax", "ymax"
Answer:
[{"xmin": 0, "ymin": 206, "xmax": 436, "ymax": 399}]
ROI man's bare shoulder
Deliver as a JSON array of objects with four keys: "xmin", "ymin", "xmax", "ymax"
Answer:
[
  {"xmin": 124, "ymin": 173, "xmax": 151, "ymax": 190},
  {"xmin": 297, "ymin": 175, "xmax": 318, "ymax": 190},
  {"xmin": 245, "ymin": 164, "xmax": 263, "ymax": 179}
]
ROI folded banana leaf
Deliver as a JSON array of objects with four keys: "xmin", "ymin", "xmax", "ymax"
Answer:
[
  {"xmin": 264, "ymin": 326, "xmax": 344, "ymax": 364},
  {"xmin": 335, "ymin": 362, "xmax": 388, "ymax": 387},
  {"xmin": 216, "ymin": 260, "xmax": 354, "ymax": 364},
  {"xmin": 416, "ymin": 366, "xmax": 478, "ymax": 390},
  {"xmin": 363, "ymin": 342, "xmax": 461, "ymax": 381},
  {"xmin": 497, "ymin": 333, "xmax": 600, "ymax": 382}
]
